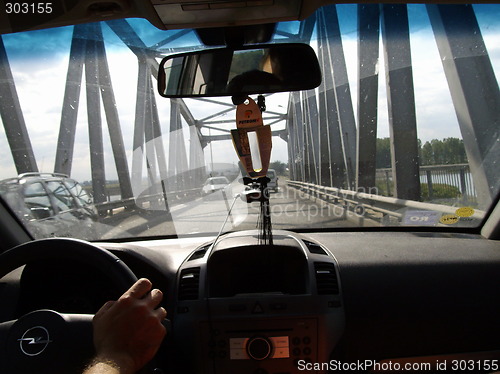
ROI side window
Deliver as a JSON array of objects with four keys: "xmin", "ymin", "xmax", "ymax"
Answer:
[
  {"xmin": 64, "ymin": 180, "xmax": 92, "ymax": 206},
  {"xmin": 46, "ymin": 181, "xmax": 78, "ymax": 211},
  {"xmin": 24, "ymin": 183, "xmax": 54, "ymax": 219}
]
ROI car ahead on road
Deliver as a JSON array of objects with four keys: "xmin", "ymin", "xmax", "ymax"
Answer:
[
  {"xmin": 0, "ymin": 1, "xmax": 499, "ymax": 374},
  {"xmin": 201, "ymin": 176, "xmax": 231, "ymax": 196},
  {"xmin": 0, "ymin": 173, "xmax": 97, "ymax": 239},
  {"xmin": 267, "ymin": 169, "xmax": 279, "ymax": 192}
]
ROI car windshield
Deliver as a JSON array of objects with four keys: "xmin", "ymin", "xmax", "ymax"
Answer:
[{"xmin": 0, "ymin": 4, "xmax": 499, "ymax": 241}]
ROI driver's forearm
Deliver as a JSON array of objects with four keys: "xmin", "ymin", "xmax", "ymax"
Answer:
[
  {"xmin": 83, "ymin": 362, "xmax": 119, "ymax": 374},
  {"xmin": 83, "ymin": 357, "xmax": 133, "ymax": 374}
]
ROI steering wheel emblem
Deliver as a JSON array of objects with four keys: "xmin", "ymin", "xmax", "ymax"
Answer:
[{"xmin": 17, "ymin": 326, "xmax": 53, "ymax": 356}]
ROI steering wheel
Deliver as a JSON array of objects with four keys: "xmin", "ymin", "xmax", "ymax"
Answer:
[{"xmin": 0, "ymin": 238, "xmax": 138, "ymax": 374}]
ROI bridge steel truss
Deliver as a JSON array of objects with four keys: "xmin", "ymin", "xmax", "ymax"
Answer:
[
  {"xmin": 0, "ymin": 4, "xmax": 498, "ymax": 208},
  {"xmin": 286, "ymin": 4, "xmax": 498, "ymax": 208}
]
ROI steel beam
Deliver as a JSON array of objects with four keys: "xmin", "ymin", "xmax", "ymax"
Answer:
[
  {"xmin": 177, "ymin": 98, "xmax": 198, "ymax": 127},
  {"xmin": 286, "ymin": 110, "xmax": 296, "ymax": 180},
  {"xmin": 107, "ymin": 20, "xmax": 151, "ymax": 197},
  {"xmin": 108, "ymin": 19, "xmax": 169, "ymax": 200},
  {"xmin": 201, "ymin": 115, "xmax": 285, "ymax": 125},
  {"xmin": 203, "ymin": 130, "xmax": 287, "ymax": 143},
  {"xmin": 298, "ymin": 12, "xmax": 317, "ymax": 43},
  {"xmin": 105, "ymin": 20, "xmax": 160, "ymax": 84},
  {"xmin": 356, "ymin": 4, "xmax": 380, "ymax": 192},
  {"xmin": 200, "ymin": 107, "xmax": 234, "ymax": 122},
  {"xmin": 316, "ymin": 33, "xmax": 333, "ymax": 187},
  {"xmin": 168, "ymin": 99, "xmax": 189, "ymax": 191},
  {"xmin": 147, "ymin": 73, "xmax": 171, "ymax": 211},
  {"xmin": 180, "ymin": 98, "xmax": 207, "ymax": 187},
  {"xmin": 143, "ymin": 75, "xmax": 164, "ymax": 211},
  {"xmin": 317, "ymin": 8, "xmax": 342, "ymax": 188},
  {"xmin": 321, "ymin": 5, "xmax": 357, "ymax": 190},
  {"xmin": 54, "ymin": 25, "xmax": 85, "ymax": 176},
  {"xmin": 55, "ymin": 23, "xmax": 134, "ymax": 203},
  {"xmin": 150, "ymin": 29, "xmax": 192, "ymax": 50},
  {"xmin": 85, "ymin": 23, "xmax": 106, "ymax": 204},
  {"xmin": 189, "ymin": 123, "xmax": 206, "ymax": 188},
  {"xmin": 303, "ymin": 90, "xmax": 319, "ymax": 185},
  {"xmin": 94, "ymin": 24, "xmax": 134, "ymax": 200},
  {"xmin": 193, "ymin": 97, "xmax": 235, "ymax": 108},
  {"xmin": 427, "ymin": 4, "xmax": 500, "ymax": 208},
  {"xmin": 293, "ymin": 8, "xmax": 314, "ymax": 183},
  {"xmin": 143, "ymin": 74, "xmax": 159, "ymax": 191},
  {"xmin": 286, "ymin": 96, "xmax": 296, "ymax": 180},
  {"xmin": 301, "ymin": 94, "xmax": 311, "ymax": 184},
  {"xmin": 131, "ymin": 59, "xmax": 148, "ymax": 196},
  {"xmin": 291, "ymin": 91, "xmax": 305, "ymax": 181},
  {"xmin": 106, "ymin": 20, "xmax": 150, "ymax": 58},
  {"xmin": 148, "ymin": 75, "xmax": 168, "ymax": 187},
  {"xmin": 114, "ymin": 21, "xmax": 169, "ymax": 199},
  {"xmin": 0, "ymin": 36, "xmax": 38, "ymax": 174},
  {"xmin": 381, "ymin": 4, "xmax": 421, "ymax": 200},
  {"xmin": 54, "ymin": 23, "xmax": 136, "ymax": 204},
  {"xmin": 108, "ymin": 20, "xmax": 229, "ymax": 191}
]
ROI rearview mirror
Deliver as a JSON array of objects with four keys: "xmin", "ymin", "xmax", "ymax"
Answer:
[{"xmin": 158, "ymin": 43, "xmax": 321, "ymax": 98}]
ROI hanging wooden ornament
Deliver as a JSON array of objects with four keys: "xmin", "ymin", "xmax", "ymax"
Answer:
[
  {"xmin": 231, "ymin": 97, "xmax": 272, "ymax": 178},
  {"xmin": 231, "ymin": 96, "xmax": 273, "ymax": 244}
]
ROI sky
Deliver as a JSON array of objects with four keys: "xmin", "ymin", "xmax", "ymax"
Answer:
[{"xmin": 0, "ymin": 3, "xmax": 499, "ymax": 184}]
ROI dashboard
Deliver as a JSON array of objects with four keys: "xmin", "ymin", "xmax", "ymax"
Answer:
[
  {"xmin": 2, "ymin": 229, "xmax": 500, "ymax": 373},
  {"xmin": 171, "ymin": 231, "xmax": 344, "ymax": 374}
]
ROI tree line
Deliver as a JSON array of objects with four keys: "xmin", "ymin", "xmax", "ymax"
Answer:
[{"xmin": 376, "ymin": 137, "xmax": 467, "ymax": 168}]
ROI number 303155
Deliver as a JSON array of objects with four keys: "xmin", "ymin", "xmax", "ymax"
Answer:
[{"xmin": 5, "ymin": 3, "xmax": 53, "ymax": 14}]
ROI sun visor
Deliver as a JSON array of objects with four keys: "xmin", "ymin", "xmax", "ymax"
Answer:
[{"xmin": 151, "ymin": 0, "xmax": 302, "ymax": 29}]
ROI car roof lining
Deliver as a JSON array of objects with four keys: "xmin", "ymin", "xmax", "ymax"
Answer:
[{"xmin": 1, "ymin": 0, "xmax": 496, "ymax": 36}]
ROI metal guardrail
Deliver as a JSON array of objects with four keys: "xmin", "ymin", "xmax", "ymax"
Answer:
[
  {"xmin": 376, "ymin": 164, "xmax": 476, "ymax": 204},
  {"xmin": 94, "ymin": 188, "xmax": 202, "ymax": 216},
  {"xmin": 287, "ymin": 180, "xmax": 484, "ymax": 226}
]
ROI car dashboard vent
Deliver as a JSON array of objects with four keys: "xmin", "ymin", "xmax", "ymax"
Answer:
[
  {"xmin": 303, "ymin": 240, "xmax": 328, "ymax": 255},
  {"xmin": 314, "ymin": 262, "xmax": 339, "ymax": 295},
  {"xmin": 188, "ymin": 244, "xmax": 211, "ymax": 261},
  {"xmin": 178, "ymin": 267, "xmax": 201, "ymax": 300}
]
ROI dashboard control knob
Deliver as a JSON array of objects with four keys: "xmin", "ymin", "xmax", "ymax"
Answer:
[{"xmin": 246, "ymin": 337, "xmax": 272, "ymax": 360}]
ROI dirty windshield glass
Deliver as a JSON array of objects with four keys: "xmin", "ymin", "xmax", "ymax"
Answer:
[{"xmin": 0, "ymin": 4, "xmax": 499, "ymax": 240}]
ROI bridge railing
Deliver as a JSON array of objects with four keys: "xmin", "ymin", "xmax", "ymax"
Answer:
[
  {"xmin": 376, "ymin": 164, "xmax": 476, "ymax": 205},
  {"xmin": 94, "ymin": 187, "xmax": 202, "ymax": 216},
  {"xmin": 287, "ymin": 180, "xmax": 484, "ymax": 226}
]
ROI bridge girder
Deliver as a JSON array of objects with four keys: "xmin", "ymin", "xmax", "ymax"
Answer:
[
  {"xmin": 0, "ymin": 37, "xmax": 38, "ymax": 174},
  {"xmin": 427, "ymin": 4, "xmax": 500, "ymax": 209}
]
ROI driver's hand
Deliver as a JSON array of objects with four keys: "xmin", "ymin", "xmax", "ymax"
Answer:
[{"xmin": 87, "ymin": 278, "xmax": 167, "ymax": 374}]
